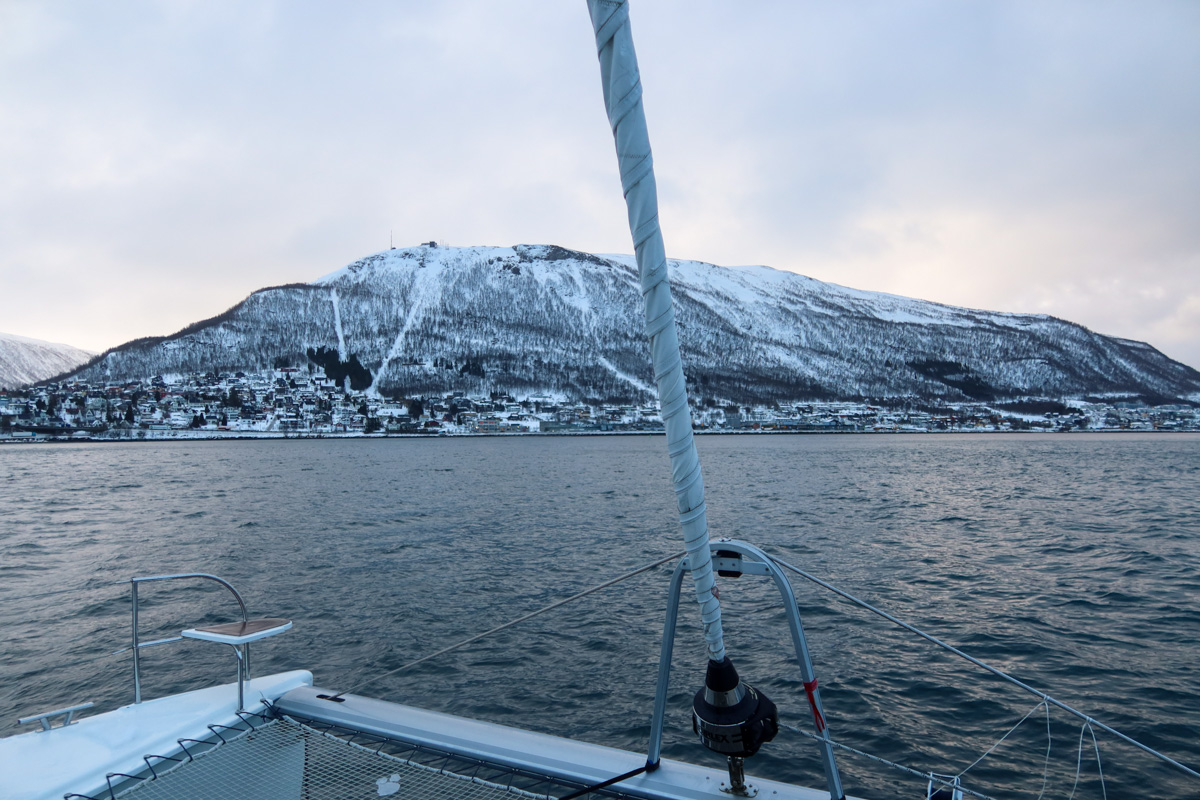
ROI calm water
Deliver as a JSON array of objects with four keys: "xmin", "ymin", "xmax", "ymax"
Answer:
[{"xmin": 1, "ymin": 434, "xmax": 1198, "ymax": 798}]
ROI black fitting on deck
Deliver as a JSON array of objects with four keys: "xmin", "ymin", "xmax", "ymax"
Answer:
[{"xmin": 691, "ymin": 657, "xmax": 778, "ymax": 757}]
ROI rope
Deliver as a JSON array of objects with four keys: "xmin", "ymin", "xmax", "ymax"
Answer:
[
  {"xmin": 773, "ymin": 556, "xmax": 1200, "ymax": 782},
  {"xmin": 1036, "ymin": 699, "xmax": 1052, "ymax": 800},
  {"xmin": 329, "ymin": 552, "xmax": 683, "ymax": 700},
  {"xmin": 1067, "ymin": 723, "xmax": 1108, "ymax": 800},
  {"xmin": 781, "ymin": 722, "xmax": 1000, "ymax": 800},
  {"xmin": 954, "ymin": 701, "xmax": 1048, "ymax": 782},
  {"xmin": 789, "ymin": 698, "xmax": 1060, "ymax": 800},
  {"xmin": 802, "ymin": 678, "xmax": 826, "ymax": 732},
  {"xmin": 1090, "ymin": 724, "xmax": 1108, "ymax": 800},
  {"xmin": 556, "ymin": 763, "xmax": 652, "ymax": 800}
]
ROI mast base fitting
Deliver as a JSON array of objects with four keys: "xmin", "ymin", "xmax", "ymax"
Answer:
[
  {"xmin": 692, "ymin": 657, "xmax": 778, "ymax": 758},
  {"xmin": 719, "ymin": 755, "xmax": 757, "ymax": 796}
]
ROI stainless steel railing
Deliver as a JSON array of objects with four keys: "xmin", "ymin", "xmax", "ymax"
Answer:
[
  {"xmin": 646, "ymin": 540, "xmax": 845, "ymax": 800},
  {"xmin": 126, "ymin": 573, "xmax": 248, "ymax": 704}
]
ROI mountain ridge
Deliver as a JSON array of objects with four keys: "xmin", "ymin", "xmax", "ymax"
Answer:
[
  {"xmin": 0, "ymin": 332, "xmax": 94, "ymax": 390},
  {"xmin": 56, "ymin": 244, "xmax": 1200, "ymax": 405}
]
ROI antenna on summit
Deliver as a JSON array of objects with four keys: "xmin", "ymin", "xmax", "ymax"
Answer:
[{"xmin": 390, "ymin": 230, "xmax": 395, "ymax": 250}]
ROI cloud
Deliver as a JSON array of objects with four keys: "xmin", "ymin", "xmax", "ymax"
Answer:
[
  {"xmin": 1, "ymin": 0, "xmax": 1197, "ymax": 370},
  {"xmin": 636, "ymin": 1, "xmax": 1200, "ymax": 366}
]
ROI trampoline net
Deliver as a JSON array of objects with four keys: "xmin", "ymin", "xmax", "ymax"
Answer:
[{"xmin": 112, "ymin": 716, "xmax": 622, "ymax": 800}]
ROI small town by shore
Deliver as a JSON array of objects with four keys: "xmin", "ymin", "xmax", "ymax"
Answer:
[{"xmin": 2, "ymin": 368, "xmax": 1197, "ymax": 443}]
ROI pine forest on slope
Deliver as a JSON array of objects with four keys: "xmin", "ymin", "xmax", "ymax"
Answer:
[{"xmin": 62, "ymin": 245, "xmax": 1200, "ymax": 406}]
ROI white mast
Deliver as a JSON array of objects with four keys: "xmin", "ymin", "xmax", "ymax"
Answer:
[{"xmin": 587, "ymin": 0, "xmax": 725, "ymax": 663}]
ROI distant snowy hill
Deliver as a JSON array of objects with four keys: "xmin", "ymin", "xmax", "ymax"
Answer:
[
  {"xmin": 0, "ymin": 332, "xmax": 93, "ymax": 390},
  {"xmin": 63, "ymin": 245, "xmax": 1200, "ymax": 404}
]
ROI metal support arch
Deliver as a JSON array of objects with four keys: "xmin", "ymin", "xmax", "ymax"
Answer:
[
  {"xmin": 647, "ymin": 540, "xmax": 845, "ymax": 800},
  {"xmin": 128, "ymin": 573, "xmax": 249, "ymax": 704}
]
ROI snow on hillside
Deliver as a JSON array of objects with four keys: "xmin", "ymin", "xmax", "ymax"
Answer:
[
  {"xmin": 0, "ymin": 332, "xmax": 94, "ymax": 390},
  {"xmin": 63, "ymin": 244, "xmax": 1200, "ymax": 404}
]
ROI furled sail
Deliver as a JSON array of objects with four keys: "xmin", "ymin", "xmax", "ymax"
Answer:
[{"xmin": 587, "ymin": 0, "xmax": 725, "ymax": 663}]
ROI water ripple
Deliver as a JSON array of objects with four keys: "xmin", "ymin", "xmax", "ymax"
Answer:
[{"xmin": 0, "ymin": 433, "xmax": 1197, "ymax": 798}]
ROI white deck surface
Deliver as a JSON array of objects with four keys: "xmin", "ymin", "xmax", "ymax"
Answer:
[
  {"xmin": 1, "ymin": 673, "xmax": 858, "ymax": 800},
  {"xmin": 0, "ymin": 670, "xmax": 312, "ymax": 800},
  {"xmin": 277, "ymin": 685, "xmax": 850, "ymax": 800}
]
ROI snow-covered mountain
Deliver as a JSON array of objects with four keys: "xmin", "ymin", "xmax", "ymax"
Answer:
[
  {"xmin": 0, "ymin": 332, "xmax": 94, "ymax": 390},
  {"xmin": 62, "ymin": 245, "xmax": 1200, "ymax": 404}
]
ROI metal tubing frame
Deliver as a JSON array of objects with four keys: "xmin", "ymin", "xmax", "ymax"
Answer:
[
  {"xmin": 128, "ymin": 573, "xmax": 250, "ymax": 704},
  {"xmin": 231, "ymin": 645, "xmax": 245, "ymax": 711},
  {"xmin": 647, "ymin": 540, "xmax": 845, "ymax": 800}
]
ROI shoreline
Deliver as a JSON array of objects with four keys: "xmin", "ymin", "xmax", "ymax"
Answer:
[{"xmin": 3, "ymin": 427, "xmax": 1195, "ymax": 445}]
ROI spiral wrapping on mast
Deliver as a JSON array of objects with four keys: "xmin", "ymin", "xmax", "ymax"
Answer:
[{"xmin": 587, "ymin": 0, "xmax": 725, "ymax": 662}]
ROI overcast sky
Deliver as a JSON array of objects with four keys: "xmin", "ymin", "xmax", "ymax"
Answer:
[{"xmin": 2, "ymin": 1, "xmax": 1198, "ymax": 369}]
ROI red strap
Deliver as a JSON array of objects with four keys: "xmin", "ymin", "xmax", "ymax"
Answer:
[{"xmin": 803, "ymin": 678, "xmax": 826, "ymax": 732}]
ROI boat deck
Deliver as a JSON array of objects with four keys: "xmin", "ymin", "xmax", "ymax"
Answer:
[
  {"xmin": 273, "ymin": 685, "xmax": 838, "ymax": 800},
  {"xmin": 0, "ymin": 671, "xmax": 312, "ymax": 800},
  {"xmin": 0, "ymin": 673, "xmax": 845, "ymax": 800}
]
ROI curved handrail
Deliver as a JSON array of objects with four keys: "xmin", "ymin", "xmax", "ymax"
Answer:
[
  {"xmin": 647, "ymin": 541, "xmax": 845, "ymax": 798},
  {"xmin": 131, "ymin": 573, "xmax": 248, "ymax": 621},
  {"xmin": 129, "ymin": 573, "xmax": 250, "ymax": 703}
]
